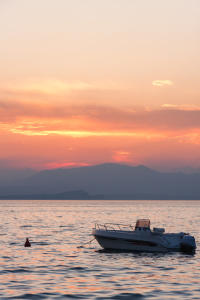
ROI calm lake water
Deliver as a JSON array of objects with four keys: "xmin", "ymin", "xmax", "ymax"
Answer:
[{"xmin": 0, "ymin": 200, "xmax": 200, "ymax": 299}]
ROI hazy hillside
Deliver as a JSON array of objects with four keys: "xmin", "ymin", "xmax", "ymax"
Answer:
[
  {"xmin": 0, "ymin": 190, "xmax": 104, "ymax": 200},
  {"xmin": 171, "ymin": 166, "xmax": 200, "ymax": 174},
  {"xmin": 0, "ymin": 168, "xmax": 36, "ymax": 186},
  {"xmin": 0, "ymin": 163, "xmax": 200, "ymax": 199}
]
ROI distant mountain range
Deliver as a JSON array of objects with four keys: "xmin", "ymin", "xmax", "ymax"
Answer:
[
  {"xmin": 0, "ymin": 163, "xmax": 200, "ymax": 200},
  {"xmin": 0, "ymin": 190, "xmax": 104, "ymax": 200},
  {"xmin": 0, "ymin": 168, "xmax": 36, "ymax": 186},
  {"xmin": 169, "ymin": 166, "xmax": 200, "ymax": 174}
]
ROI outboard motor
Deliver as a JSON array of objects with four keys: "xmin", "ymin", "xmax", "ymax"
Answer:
[{"xmin": 180, "ymin": 235, "xmax": 196, "ymax": 253}]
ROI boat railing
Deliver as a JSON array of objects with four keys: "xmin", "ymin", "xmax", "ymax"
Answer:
[{"xmin": 95, "ymin": 223, "xmax": 134, "ymax": 231}]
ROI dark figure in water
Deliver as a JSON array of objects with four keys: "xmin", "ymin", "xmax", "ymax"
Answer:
[{"xmin": 24, "ymin": 238, "xmax": 31, "ymax": 247}]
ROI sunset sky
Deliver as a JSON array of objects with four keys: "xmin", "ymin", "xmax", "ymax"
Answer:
[{"xmin": 0, "ymin": 0, "xmax": 200, "ymax": 171}]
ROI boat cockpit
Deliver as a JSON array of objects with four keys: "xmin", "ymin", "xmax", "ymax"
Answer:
[{"xmin": 135, "ymin": 219, "xmax": 151, "ymax": 233}]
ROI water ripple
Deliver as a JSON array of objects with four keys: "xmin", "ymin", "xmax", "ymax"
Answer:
[{"xmin": 0, "ymin": 200, "xmax": 200, "ymax": 299}]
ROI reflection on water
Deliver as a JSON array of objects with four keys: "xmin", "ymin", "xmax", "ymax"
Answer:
[{"xmin": 0, "ymin": 200, "xmax": 199, "ymax": 299}]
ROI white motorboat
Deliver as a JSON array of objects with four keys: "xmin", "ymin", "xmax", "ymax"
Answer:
[{"xmin": 92, "ymin": 219, "xmax": 196, "ymax": 253}]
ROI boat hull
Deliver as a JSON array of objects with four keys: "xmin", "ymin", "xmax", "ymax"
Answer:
[
  {"xmin": 93, "ymin": 229, "xmax": 180, "ymax": 253},
  {"xmin": 94, "ymin": 234, "xmax": 172, "ymax": 252}
]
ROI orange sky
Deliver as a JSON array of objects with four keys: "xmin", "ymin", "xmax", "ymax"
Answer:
[{"xmin": 0, "ymin": 1, "xmax": 200, "ymax": 171}]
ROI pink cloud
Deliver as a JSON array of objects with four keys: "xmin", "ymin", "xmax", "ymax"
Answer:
[{"xmin": 1, "ymin": 100, "xmax": 200, "ymax": 138}]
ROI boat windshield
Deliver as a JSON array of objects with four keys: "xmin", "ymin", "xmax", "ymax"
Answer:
[{"xmin": 135, "ymin": 219, "xmax": 150, "ymax": 228}]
